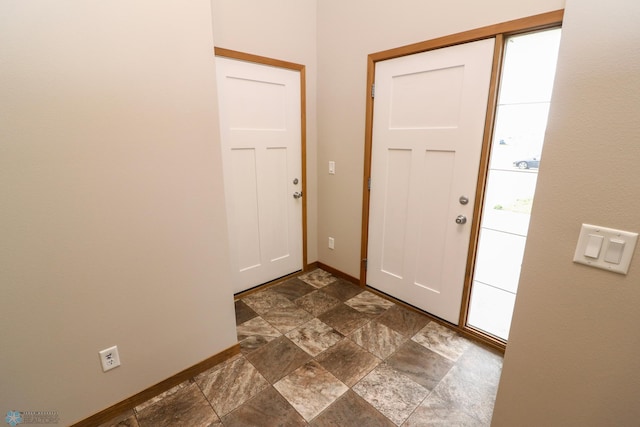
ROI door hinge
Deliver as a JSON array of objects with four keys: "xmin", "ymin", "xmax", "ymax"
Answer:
[
  {"xmin": 371, "ymin": 83, "xmax": 375, "ymax": 98},
  {"xmin": 363, "ymin": 259, "xmax": 368, "ymax": 270},
  {"xmin": 367, "ymin": 177, "xmax": 371, "ymax": 191}
]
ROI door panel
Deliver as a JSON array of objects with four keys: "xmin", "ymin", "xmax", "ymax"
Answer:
[
  {"xmin": 368, "ymin": 39, "xmax": 495, "ymax": 324},
  {"xmin": 216, "ymin": 57, "xmax": 302, "ymax": 293}
]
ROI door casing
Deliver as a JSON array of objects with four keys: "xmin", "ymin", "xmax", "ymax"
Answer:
[{"xmin": 359, "ymin": 10, "xmax": 564, "ymax": 351}]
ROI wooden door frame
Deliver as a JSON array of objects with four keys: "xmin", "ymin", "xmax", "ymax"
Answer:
[
  {"xmin": 359, "ymin": 10, "xmax": 563, "ymax": 350},
  {"xmin": 214, "ymin": 47, "xmax": 309, "ymax": 272}
]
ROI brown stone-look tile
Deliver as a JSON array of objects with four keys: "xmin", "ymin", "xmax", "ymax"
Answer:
[
  {"xmin": 418, "ymin": 343, "xmax": 502, "ymax": 426},
  {"xmin": 195, "ymin": 355, "xmax": 269, "ymax": 417},
  {"xmin": 135, "ymin": 381, "xmax": 219, "ymax": 427},
  {"xmin": 221, "ymin": 386, "xmax": 307, "ymax": 427},
  {"xmin": 345, "ymin": 291, "xmax": 394, "ymax": 315},
  {"xmin": 418, "ymin": 364, "xmax": 497, "ymax": 426},
  {"xmin": 98, "ymin": 410, "xmax": 139, "ymax": 427},
  {"xmin": 310, "ymin": 390, "xmax": 395, "ymax": 427},
  {"xmin": 403, "ymin": 395, "xmax": 481, "ymax": 427},
  {"xmin": 239, "ymin": 334, "xmax": 275, "ymax": 355},
  {"xmin": 271, "ymin": 277, "xmax": 316, "ymax": 301},
  {"xmin": 286, "ymin": 318, "xmax": 343, "ymax": 356},
  {"xmin": 455, "ymin": 342, "xmax": 503, "ymax": 388},
  {"xmin": 412, "ymin": 321, "xmax": 471, "ymax": 361},
  {"xmin": 386, "ymin": 340, "xmax": 453, "ymax": 391},
  {"xmin": 274, "ymin": 360, "xmax": 348, "ymax": 422},
  {"xmin": 318, "ymin": 303, "xmax": 373, "ymax": 336},
  {"xmin": 353, "ymin": 363, "xmax": 429, "ymax": 426},
  {"xmin": 246, "ymin": 336, "xmax": 312, "ymax": 383},
  {"xmin": 298, "ymin": 269, "xmax": 337, "ymax": 288},
  {"xmin": 242, "ymin": 288, "xmax": 297, "ymax": 315},
  {"xmin": 234, "ymin": 300, "xmax": 258, "ymax": 325},
  {"xmin": 349, "ymin": 321, "xmax": 406, "ymax": 360},
  {"xmin": 236, "ymin": 316, "xmax": 281, "ymax": 349},
  {"xmin": 262, "ymin": 305, "xmax": 314, "ymax": 334},
  {"xmin": 376, "ymin": 305, "xmax": 430, "ymax": 338},
  {"xmin": 134, "ymin": 380, "xmax": 192, "ymax": 413},
  {"xmin": 320, "ymin": 279, "xmax": 364, "ymax": 302},
  {"xmin": 295, "ymin": 289, "xmax": 341, "ymax": 317},
  {"xmin": 315, "ymin": 338, "xmax": 381, "ymax": 387}
]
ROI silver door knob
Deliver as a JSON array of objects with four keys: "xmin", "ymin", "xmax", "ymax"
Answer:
[
  {"xmin": 293, "ymin": 191, "xmax": 303, "ymax": 199},
  {"xmin": 455, "ymin": 215, "xmax": 467, "ymax": 224}
]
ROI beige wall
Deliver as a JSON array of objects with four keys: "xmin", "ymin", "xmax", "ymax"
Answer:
[
  {"xmin": 316, "ymin": 0, "xmax": 564, "ymax": 277},
  {"xmin": 492, "ymin": 0, "xmax": 640, "ymax": 425},
  {"xmin": 0, "ymin": 1, "xmax": 237, "ymax": 424},
  {"xmin": 211, "ymin": 0, "xmax": 319, "ymax": 264}
]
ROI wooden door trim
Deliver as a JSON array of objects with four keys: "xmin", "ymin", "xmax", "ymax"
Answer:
[
  {"xmin": 360, "ymin": 10, "xmax": 563, "ymax": 349},
  {"xmin": 214, "ymin": 48, "xmax": 309, "ymax": 271}
]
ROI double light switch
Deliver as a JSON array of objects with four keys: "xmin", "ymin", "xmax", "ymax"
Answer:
[{"xmin": 573, "ymin": 224, "xmax": 638, "ymax": 274}]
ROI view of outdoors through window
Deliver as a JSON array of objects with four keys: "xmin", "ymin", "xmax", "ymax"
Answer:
[{"xmin": 467, "ymin": 28, "xmax": 562, "ymax": 340}]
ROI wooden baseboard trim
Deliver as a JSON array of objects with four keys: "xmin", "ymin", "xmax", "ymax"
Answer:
[
  {"xmin": 72, "ymin": 344, "xmax": 241, "ymax": 427},
  {"xmin": 316, "ymin": 262, "xmax": 360, "ymax": 286}
]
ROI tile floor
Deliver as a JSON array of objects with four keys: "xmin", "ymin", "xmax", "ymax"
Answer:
[{"xmin": 101, "ymin": 269, "xmax": 503, "ymax": 427}]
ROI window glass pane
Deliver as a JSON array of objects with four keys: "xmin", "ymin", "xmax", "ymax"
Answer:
[{"xmin": 468, "ymin": 28, "xmax": 561, "ymax": 341}]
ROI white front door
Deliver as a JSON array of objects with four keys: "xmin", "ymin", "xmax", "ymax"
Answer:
[
  {"xmin": 367, "ymin": 39, "xmax": 495, "ymax": 324},
  {"xmin": 216, "ymin": 56, "xmax": 303, "ymax": 293}
]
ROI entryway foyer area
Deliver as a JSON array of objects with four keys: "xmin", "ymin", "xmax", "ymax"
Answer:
[{"xmin": 99, "ymin": 269, "xmax": 502, "ymax": 426}]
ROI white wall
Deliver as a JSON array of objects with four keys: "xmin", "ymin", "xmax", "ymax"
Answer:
[
  {"xmin": 316, "ymin": 0, "xmax": 565, "ymax": 277},
  {"xmin": 492, "ymin": 0, "xmax": 640, "ymax": 425},
  {"xmin": 0, "ymin": 1, "xmax": 237, "ymax": 424},
  {"xmin": 211, "ymin": 0, "xmax": 319, "ymax": 264}
]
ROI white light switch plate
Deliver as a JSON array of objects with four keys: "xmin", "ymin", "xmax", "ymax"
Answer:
[{"xmin": 573, "ymin": 224, "xmax": 638, "ymax": 274}]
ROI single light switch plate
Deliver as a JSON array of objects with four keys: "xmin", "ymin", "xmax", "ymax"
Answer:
[
  {"xmin": 573, "ymin": 224, "xmax": 638, "ymax": 274},
  {"xmin": 328, "ymin": 161, "xmax": 336, "ymax": 175}
]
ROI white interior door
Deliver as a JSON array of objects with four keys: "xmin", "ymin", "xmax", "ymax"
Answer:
[
  {"xmin": 367, "ymin": 39, "xmax": 495, "ymax": 324},
  {"xmin": 216, "ymin": 57, "xmax": 302, "ymax": 293}
]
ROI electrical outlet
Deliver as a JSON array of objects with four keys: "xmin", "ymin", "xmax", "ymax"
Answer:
[
  {"xmin": 99, "ymin": 345, "xmax": 121, "ymax": 372},
  {"xmin": 328, "ymin": 237, "xmax": 335, "ymax": 250}
]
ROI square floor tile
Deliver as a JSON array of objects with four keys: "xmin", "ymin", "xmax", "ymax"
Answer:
[
  {"xmin": 261, "ymin": 305, "xmax": 314, "ymax": 334},
  {"xmin": 98, "ymin": 410, "xmax": 139, "ymax": 427},
  {"xmin": 386, "ymin": 340, "xmax": 453, "ymax": 390},
  {"xmin": 234, "ymin": 300, "xmax": 258, "ymax": 325},
  {"xmin": 286, "ymin": 318, "xmax": 342, "ymax": 356},
  {"xmin": 270, "ymin": 277, "xmax": 316, "ymax": 301},
  {"xmin": 420, "ymin": 365, "xmax": 496, "ymax": 426},
  {"xmin": 274, "ymin": 360, "xmax": 348, "ymax": 422},
  {"xmin": 221, "ymin": 386, "xmax": 307, "ymax": 427},
  {"xmin": 403, "ymin": 394, "xmax": 481, "ymax": 427},
  {"xmin": 412, "ymin": 321, "xmax": 471, "ymax": 361},
  {"xmin": 353, "ymin": 363, "xmax": 429, "ymax": 426},
  {"xmin": 298, "ymin": 269, "xmax": 337, "ymax": 288},
  {"xmin": 315, "ymin": 338, "xmax": 380, "ymax": 387},
  {"xmin": 377, "ymin": 305, "xmax": 430, "ymax": 338},
  {"xmin": 320, "ymin": 279, "xmax": 364, "ymax": 302},
  {"xmin": 236, "ymin": 316, "xmax": 281, "ymax": 355},
  {"xmin": 310, "ymin": 390, "xmax": 395, "ymax": 427},
  {"xmin": 318, "ymin": 303, "xmax": 373, "ymax": 335},
  {"xmin": 236, "ymin": 316, "xmax": 281, "ymax": 342},
  {"xmin": 345, "ymin": 291, "xmax": 394, "ymax": 315},
  {"xmin": 135, "ymin": 381, "xmax": 220, "ymax": 427},
  {"xmin": 295, "ymin": 289, "xmax": 341, "ymax": 317},
  {"xmin": 246, "ymin": 336, "xmax": 312, "ymax": 383},
  {"xmin": 195, "ymin": 355, "xmax": 269, "ymax": 417},
  {"xmin": 242, "ymin": 289, "xmax": 297, "ymax": 315},
  {"xmin": 349, "ymin": 321, "xmax": 406, "ymax": 360}
]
